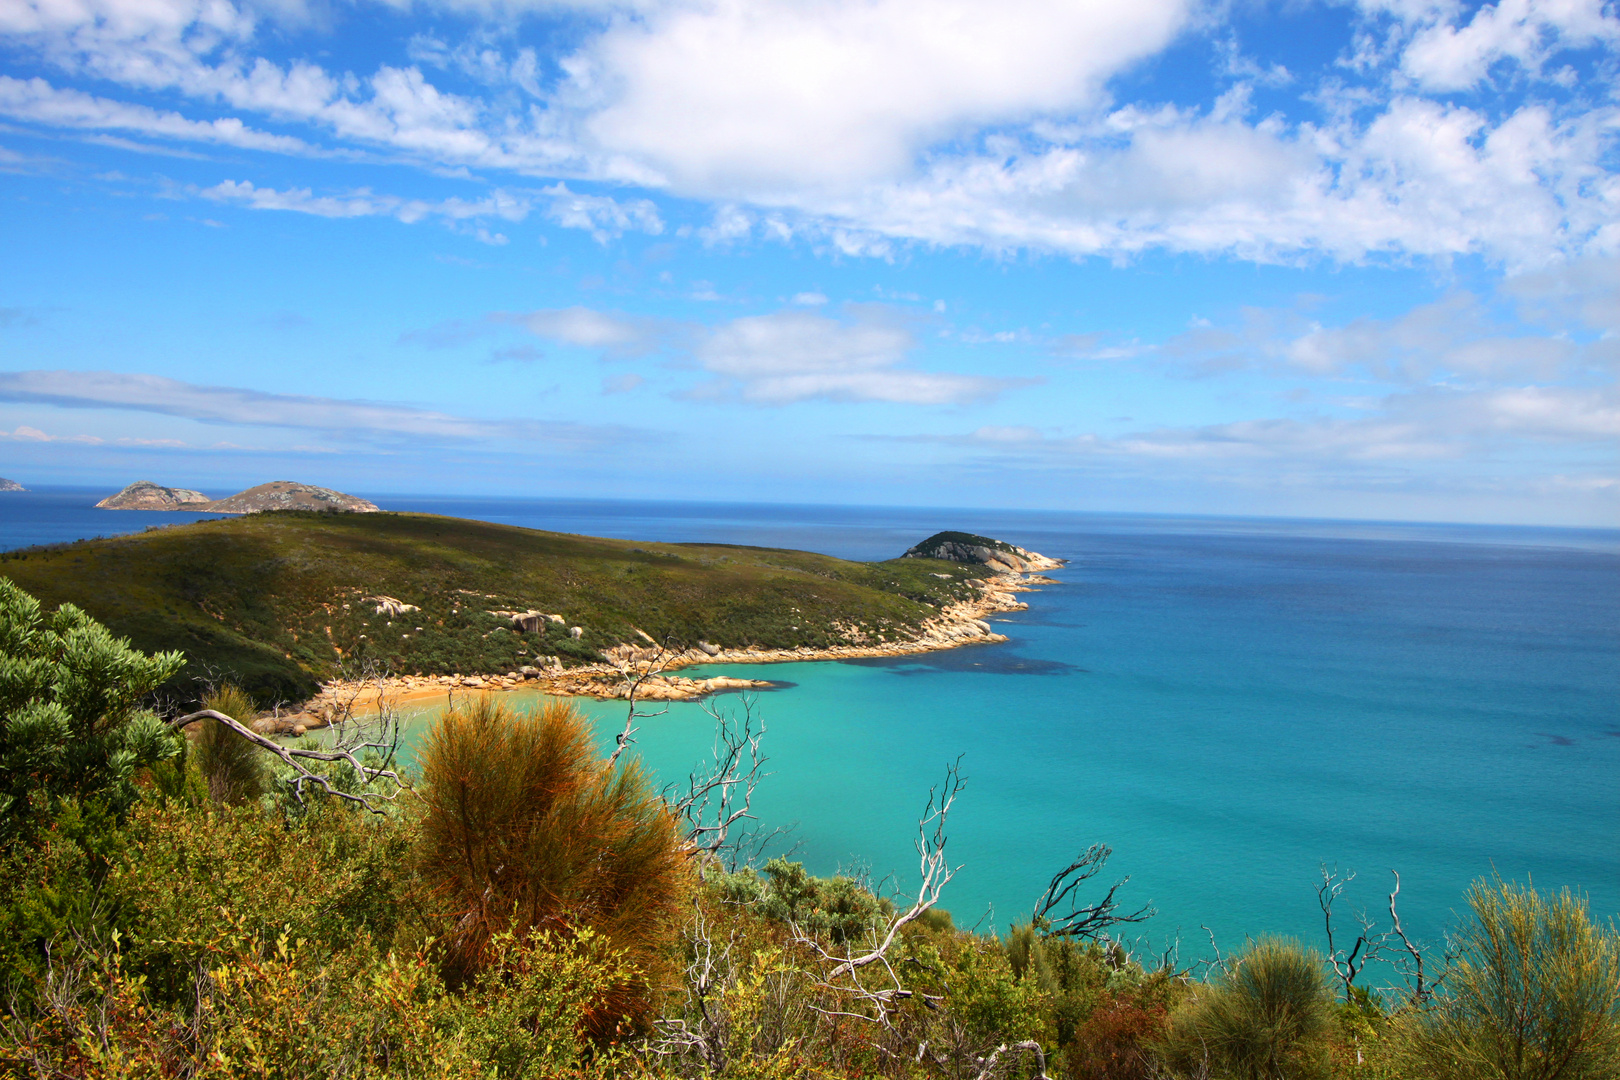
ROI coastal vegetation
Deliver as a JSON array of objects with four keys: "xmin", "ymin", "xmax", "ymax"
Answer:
[
  {"xmin": 0, "ymin": 511, "xmax": 998, "ymax": 704},
  {"xmin": 2, "ymin": 580, "xmax": 1618, "ymax": 1078}
]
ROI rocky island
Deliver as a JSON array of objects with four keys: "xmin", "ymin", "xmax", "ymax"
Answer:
[
  {"xmin": 96, "ymin": 480, "xmax": 213, "ymax": 509},
  {"xmin": 0, "ymin": 477, "xmax": 24, "ymax": 492},
  {"xmin": 96, "ymin": 479, "xmax": 378, "ymax": 514}
]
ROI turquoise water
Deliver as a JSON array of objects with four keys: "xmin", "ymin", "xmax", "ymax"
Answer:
[
  {"xmin": 368, "ymin": 505, "xmax": 1618, "ymax": 964},
  {"xmin": 6, "ymin": 492, "xmax": 1616, "ymax": 961}
]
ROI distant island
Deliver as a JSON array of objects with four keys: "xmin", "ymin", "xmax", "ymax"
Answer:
[
  {"xmin": 903, "ymin": 530, "xmax": 1064, "ymax": 573},
  {"xmin": 96, "ymin": 479, "xmax": 379, "ymax": 514},
  {"xmin": 0, "ymin": 513, "xmax": 1062, "ymax": 726},
  {"xmin": 0, "ymin": 477, "xmax": 24, "ymax": 492}
]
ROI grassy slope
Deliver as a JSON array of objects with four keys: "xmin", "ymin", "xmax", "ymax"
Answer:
[{"xmin": 0, "ymin": 511, "xmax": 990, "ymax": 703}]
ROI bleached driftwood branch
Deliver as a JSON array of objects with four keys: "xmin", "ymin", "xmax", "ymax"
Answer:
[{"xmin": 167, "ymin": 707, "xmax": 407, "ymax": 811}]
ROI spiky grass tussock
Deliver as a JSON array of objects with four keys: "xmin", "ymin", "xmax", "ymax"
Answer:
[
  {"xmin": 195, "ymin": 684, "xmax": 269, "ymax": 806},
  {"xmin": 1160, "ymin": 937, "xmax": 1337, "ymax": 1080}
]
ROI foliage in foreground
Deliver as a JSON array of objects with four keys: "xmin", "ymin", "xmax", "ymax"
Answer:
[
  {"xmin": 3, "ymin": 580, "xmax": 1619, "ymax": 1080},
  {"xmin": 416, "ymin": 696, "xmax": 689, "ymax": 1030},
  {"xmin": 1389, "ymin": 878, "xmax": 1620, "ymax": 1080}
]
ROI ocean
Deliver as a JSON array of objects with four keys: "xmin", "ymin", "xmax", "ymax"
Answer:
[{"xmin": 4, "ymin": 486, "xmax": 1617, "ymax": 970}]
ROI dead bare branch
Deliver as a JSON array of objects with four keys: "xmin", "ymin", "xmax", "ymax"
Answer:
[
  {"xmin": 669, "ymin": 694, "xmax": 769, "ymax": 868},
  {"xmin": 798, "ymin": 758, "xmax": 964, "ymax": 984},
  {"xmin": 167, "ymin": 707, "xmax": 407, "ymax": 812},
  {"xmin": 1386, "ymin": 870, "xmax": 1452, "ymax": 1004},
  {"xmin": 1033, "ymin": 843, "xmax": 1154, "ymax": 938},
  {"xmin": 1318, "ymin": 865, "xmax": 1388, "ymax": 1001},
  {"xmin": 975, "ymin": 1039, "xmax": 1052, "ymax": 1080},
  {"xmin": 606, "ymin": 635, "xmax": 679, "ymax": 769}
]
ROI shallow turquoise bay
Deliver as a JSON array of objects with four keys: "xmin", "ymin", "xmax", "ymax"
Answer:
[{"xmin": 368, "ymin": 501, "xmax": 1619, "ymax": 965}]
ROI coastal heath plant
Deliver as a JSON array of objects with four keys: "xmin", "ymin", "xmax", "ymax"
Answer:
[
  {"xmin": 415, "ymin": 696, "xmax": 691, "ymax": 1036},
  {"xmin": 1392, "ymin": 877, "xmax": 1620, "ymax": 1080},
  {"xmin": 193, "ymin": 683, "xmax": 269, "ymax": 805},
  {"xmin": 0, "ymin": 578, "xmax": 183, "ymax": 848},
  {"xmin": 1160, "ymin": 937, "xmax": 1337, "ymax": 1080}
]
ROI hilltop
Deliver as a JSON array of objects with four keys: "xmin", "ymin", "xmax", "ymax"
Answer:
[
  {"xmin": 96, "ymin": 480, "xmax": 212, "ymax": 509},
  {"xmin": 0, "ymin": 511, "xmax": 1055, "ymax": 705},
  {"xmin": 902, "ymin": 530, "xmax": 1066, "ymax": 573},
  {"xmin": 96, "ymin": 479, "xmax": 378, "ymax": 514}
]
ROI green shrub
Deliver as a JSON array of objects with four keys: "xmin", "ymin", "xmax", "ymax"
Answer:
[
  {"xmin": 0, "ymin": 577, "xmax": 184, "ymax": 849},
  {"xmin": 1392, "ymin": 877, "xmax": 1620, "ymax": 1080},
  {"xmin": 1161, "ymin": 937, "xmax": 1337, "ymax": 1080},
  {"xmin": 194, "ymin": 683, "xmax": 269, "ymax": 805}
]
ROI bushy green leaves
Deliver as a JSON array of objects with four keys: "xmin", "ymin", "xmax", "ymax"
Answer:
[{"xmin": 0, "ymin": 578, "xmax": 184, "ymax": 846}]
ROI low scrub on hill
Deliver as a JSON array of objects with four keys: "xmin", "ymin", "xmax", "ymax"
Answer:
[
  {"xmin": 0, "ymin": 511, "xmax": 991, "ymax": 704},
  {"xmin": 3, "ymin": 581, "xmax": 1617, "ymax": 1079}
]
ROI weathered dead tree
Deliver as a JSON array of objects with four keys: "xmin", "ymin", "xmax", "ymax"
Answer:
[
  {"xmin": 1032, "ymin": 842, "xmax": 1153, "ymax": 938},
  {"xmin": 1318, "ymin": 866, "xmax": 1387, "ymax": 1001},
  {"xmin": 778, "ymin": 759, "xmax": 964, "ymax": 1042},
  {"xmin": 1314, "ymin": 866, "xmax": 1450, "ymax": 1007},
  {"xmin": 647, "ymin": 902, "xmax": 739, "ymax": 1075},
  {"xmin": 1387, "ymin": 870, "xmax": 1453, "ymax": 1004},
  {"xmin": 605, "ymin": 635, "xmax": 680, "ymax": 768},
  {"xmin": 975, "ymin": 1039, "xmax": 1053, "ymax": 1080},
  {"xmin": 166, "ymin": 670, "xmax": 408, "ymax": 812},
  {"xmin": 669, "ymin": 694, "xmax": 771, "ymax": 869}
]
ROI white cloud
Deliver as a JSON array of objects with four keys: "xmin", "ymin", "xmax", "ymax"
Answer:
[
  {"xmin": 1398, "ymin": 0, "xmax": 1620, "ymax": 91},
  {"xmin": 0, "ymin": 423, "xmax": 102, "ymax": 443},
  {"xmin": 506, "ymin": 303, "xmax": 1022, "ymax": 404},
  {"xmin": 540, "ymin": 181, "xmax": 663, "ymax": 241},
  {"xmin": 0, "ymin": 75, "xmax": 316, "ymax": 153},
  {"xmin": 919, "ymin": 384, "xmax": 1617, "ymax": 469},
  {"xmin": 1160, "ymin": 291, "xmax": 1595, "ymax": 382},
  {"xmin": 578, "ymin": 0, "xmax": 1191, "ymax": 193},
  {"xmin": 501, "ymin": 306, "xmax": 672, "ymax": 356},
  {"xmin": 197, "ymin": 178, "xmax": 533, "ymax": 228},
  {"xmin": 693, "ymin": 309, "xmax": 1016, "ymax": 404},
  {"xmin": 0, "ymin": 369, "xmax": 640, "ymax": 446},
  {"xmin": 1, "ymin": 0, "xmax": 1617, "ymax": 267}
]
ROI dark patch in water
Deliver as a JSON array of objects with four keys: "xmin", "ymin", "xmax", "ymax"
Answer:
[
  {"xmin": 1605, "ymin": 730, "xmax": 1620, "ymax": 738},
  {"xmin": 709, "ymin": 681, "xmax": 797, "ymax": 696},
  {"xmin": 840, "ymin": 652, "xmax": 1081, "ymax": 677},
  {"xmin": 1534, "ymin": 732, "xmax": 1576, "ymax": 746}
]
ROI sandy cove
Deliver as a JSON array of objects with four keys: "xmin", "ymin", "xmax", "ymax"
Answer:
[{"xmin": 255, "ymin": 571, "xmax": 1058, "ymax": 735}]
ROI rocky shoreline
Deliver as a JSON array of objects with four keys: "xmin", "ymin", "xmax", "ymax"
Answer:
[{"xmin": 254, "ymin": 567, "xmax": 1060, "ymax": 735}]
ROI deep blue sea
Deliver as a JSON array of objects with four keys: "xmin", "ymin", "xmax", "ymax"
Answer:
[{"xmin": 4, "ymin": 486, "xmax": 1617, "ymax": 969}]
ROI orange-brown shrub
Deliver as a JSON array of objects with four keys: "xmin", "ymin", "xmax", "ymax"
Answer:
[
  {"xmin": 1066, "ymin": 993, "xmax": 1170, "ymax": 1080},
  {"xmin": 414, "ymin": 696, "xmax": 691, "ymax": 1036}
]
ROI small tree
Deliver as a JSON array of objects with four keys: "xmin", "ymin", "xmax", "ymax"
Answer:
[
  {"xmin": 0, "ymin": 578, "xmax": 183, "ymax": 847},
  {"xmin": 1396, "ymin": 877, "xmax": 1620, "ymax": 1080},
  {"xmin": 414, "ymin": 696, "xmax": 691, "ymax": 1036}
]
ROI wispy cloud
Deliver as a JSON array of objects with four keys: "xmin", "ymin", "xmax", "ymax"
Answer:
[
  {"xmin": 0, "ymin": 371, "xmax": 646, "ymax": 448},
  {"xmin": 501, "ymin": 303, "xmax": 1026, "ymax": 405}
]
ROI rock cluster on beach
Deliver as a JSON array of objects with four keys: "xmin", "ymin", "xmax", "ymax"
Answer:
[{"xmin": 96, "ymin": 479, "xmax": 378, "ymax": 514}]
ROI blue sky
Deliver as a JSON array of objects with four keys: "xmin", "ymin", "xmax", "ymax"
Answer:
[{"xmin": 0, "ymin": 0, "xmax": 1616, "ymax": 525}]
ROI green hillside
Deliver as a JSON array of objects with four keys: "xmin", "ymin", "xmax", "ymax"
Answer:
[{"xmin": 0, "ymin": 510, "xmax": 991, "ymax": 703}]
